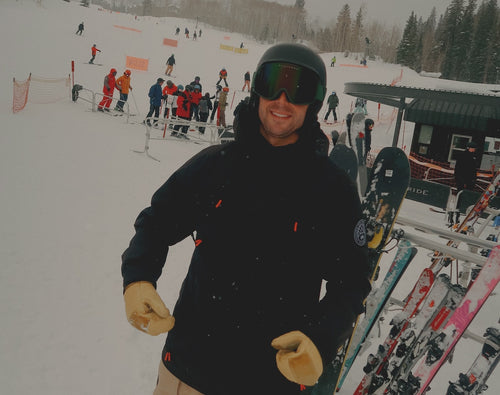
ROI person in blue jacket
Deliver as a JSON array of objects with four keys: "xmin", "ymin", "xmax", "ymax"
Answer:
[
  {"xmin": 122, "ymin": 43, "xmax": 370, "ymax": 395},
  {"xmin": 146, "ymin": 78, "xmax": 164, "ymax": 126}
]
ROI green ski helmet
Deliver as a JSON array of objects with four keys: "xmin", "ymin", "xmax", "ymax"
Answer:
[{"xmin": 251, "ymin": 43, "xmax": 327, "ymax": 118}]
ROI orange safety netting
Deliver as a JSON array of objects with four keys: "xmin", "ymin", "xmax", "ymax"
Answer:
[{"xmin": 12, "ymin": 74, "xmax": 31, "ymax": 113}]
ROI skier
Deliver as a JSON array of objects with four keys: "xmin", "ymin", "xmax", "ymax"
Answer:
[
  {"xmin": 162, "ymin": 80, "xmax": 178, "ymax": 119},
  {"xmin": 175, "ymin": 27, "xmax": 180, "ymax": 35},
  {"xmin": 114, "ymin": 69, "xmax": 132, "ymax": 112},
  {"xmin": 324, "ymin": 91, "xmax": 339, "ymax": 122},
  {"xmin": 145, "ymin": 78, "xmax": 164, "ymax": 127},
  {"xmin": 171, "ymin": 85, "xmax": 191, "ymax": 137},
  {"xmin": 216, "ymin": 67, "xmax": 228, "ymax": 87},
  {"xmin": 97, "ymin": 68, "xmax": 116, "ymax": 112},
  {"xmin": 122, "ymin": 42, "xmax": 370, "ymax": 395},
  {"xmin": 165, "ymin": 54, "xmax": 175, "ymax": 76},
  {"xmin": 330, "ymin": 56, "xmax": 336, "ymax": 67},
  {"xmin": 193, "ymin": 31, "xmax": 197, "ymax": 41},
  {"xmin": 189, "ymin": 76, "xmax": 202, "ymax": 92},
  {"xmin": 454, "ymin": 141, "xmax": 478, "ymax": 191},
  {"xmin": 198, "ymin": 92, "xmax": 212, "ymax": 134},
  {"xmin": 209, "ymin": 84, "xmax": 222, "ymax": 123},
  {"xmin": 242, "ymin": 71, "xmax": 251, "ymax": 92},
  {"xmin": 363, "ymin": 118, "xmax": 374, "ymax": 160},
  {"xmin": 184, "ymin": 27, "xmax": 189, "ymax": 38},
  {"xmin": 217, "ymin": 86, "xmax": 229, "ymax": 127},
  {"xmin": 89, "ymin": 44, "xmax": 101, "ymax": 64},
  {"xmin": 190, "ymin": 84, "xmax": 202, "ymax": 121},
  {"xmin": 75, "ymin": 22, "xmax": 84, "ymax": 35}
]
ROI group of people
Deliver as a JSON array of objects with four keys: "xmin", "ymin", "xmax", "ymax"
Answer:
[
  {"xmin": 96, "ymin": 67, "xmax": 133, "ymax": 113},
  {"xmin": 145, "ymin": 76, "xmax": 230, "ymax": 136}
]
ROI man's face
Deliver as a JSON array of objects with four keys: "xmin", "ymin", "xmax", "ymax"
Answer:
[{"xmin": 258, "ymin": 92, "xmax": 308, "ymax": 146}]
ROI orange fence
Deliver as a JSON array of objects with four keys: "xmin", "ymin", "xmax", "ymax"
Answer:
[
  {"xmin": 163, "ymin": 38, "xmax": 178, "ymax": 47},
  {"xmin": 114, "ymin": 25, "xmax": 142, "ymax": 33},
  {"xmin": 126, "ymin": 56, "xmax": 149, "ymax": 71}
]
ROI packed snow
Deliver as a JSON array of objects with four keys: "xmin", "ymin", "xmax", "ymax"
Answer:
[{"xmin": 0, "ymin": 1, "xmax": 498, "ymax": 394}]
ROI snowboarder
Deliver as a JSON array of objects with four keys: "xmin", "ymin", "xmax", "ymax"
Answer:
[
  {"xmin": 454, "ymin": 141, "xmax": 478, "ymax": 191},
  {"xmin": 216, "ymin": 68, "xmax": 228, "ymax": 87},
  {"xmin": 324, "ymin": 91, "xmax": 339, "ymax": 122},
  {"xmin": 97, "ymin": 68, "xmax": 117, "ymax": 112},
  {"xmin": 184, "ymin": 27, "xmax": 189, "ymax": 38},
  {"xmin": 75, "ymin": 22, "xmax": 84, "ymax": 35},
  {"xmin": 330, "ymin": 56, "xmax": 336, "ymax": 67},
  {"xmin": 89, "ymin": 44, "xmax": 101, "ymax": 64},
  {"xmin": 145, "ymin": 78, "xmax": 164, "ymax": 126},
  {"xmin": 114, "ymin": 69, "xmax": 132, "ymax": 112},
  {"xmin": 165, "ymin": 54, "xmax": 175, "ymax": 76},
  {"xmin": 122, "ymin": 42, "xmax": 370, "ymax": 395},
  {"xmin": 242, "ymin": 71, "xmax": 250, "ymax": 92},
  {"xmin": 355, "ymin": 97, "xmax": 368, "ymax": 115}
]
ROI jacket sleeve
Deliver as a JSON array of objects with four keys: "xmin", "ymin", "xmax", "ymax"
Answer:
[
  {"xmin": 121, "ymin": 169, "xmax": 199, "ymax": 290},
  {"xmin": 303, "ymin": 174, "xmax": 371, "ymax": 365}
]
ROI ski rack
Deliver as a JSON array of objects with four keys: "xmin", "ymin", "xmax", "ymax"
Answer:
[
  {"xmin": 394, "ymin": 230, "xmax": 487, "ymax": 266},
  {"xmin": 134, "ymin": 117, "xmax": 233, "ymax": 161},
  {"xmin": 396, "ymin": 216, "xmax": 499, "ymax": 251},
  {"xmin": 386, "ymin": 296, "xmax": 499, "ymax": 349}
]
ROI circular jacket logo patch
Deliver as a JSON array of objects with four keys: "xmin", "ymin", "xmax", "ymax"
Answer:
[{"xmin": 354, "ymin": 219, "xmax": 366, "ymax": 246}]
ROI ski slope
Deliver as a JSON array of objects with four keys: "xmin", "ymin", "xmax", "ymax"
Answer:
[{"xmin": 0, "ymin": 1, "xmax": 498, "ymax": 394}]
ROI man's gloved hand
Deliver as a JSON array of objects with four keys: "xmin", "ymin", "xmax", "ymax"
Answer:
[
  {"xmin": 123, "ymin": 281, "xmax": 175, "ymax": 336},
  {"xmin": 271, "ymin": 330, "xmax": 323, "ymax": 386}
]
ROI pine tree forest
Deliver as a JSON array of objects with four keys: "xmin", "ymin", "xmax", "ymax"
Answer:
[{"xmin": 93, "ymin": 0, "xmax": 500, "ymax": 84}]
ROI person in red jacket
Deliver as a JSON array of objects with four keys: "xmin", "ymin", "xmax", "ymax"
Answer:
[
  {"xmin": 97, "ymin": 68, "xmax": 117, "ymax": 112},
  {"xmin": 162, "ymin": 80, "xmax": 178, "ymax": 118},
  {"xmin": 172, "ymin": 85, "xmax": 190, "ymax": 138},
  {"xmin": 89, "ymin": 44, "xmax": 101, "ymax": 64},
  {"xmin": 190, "ymin": 84, "xmax": 202, "ymax": 121},
  {"xmin": 216, "ymin": 68, "xmax": 228, "ymax": 87}
]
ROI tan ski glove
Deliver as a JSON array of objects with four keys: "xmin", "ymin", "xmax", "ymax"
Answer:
[
  {"xmin": 271, "ymin": 330, "xmax": 323, "ymax": 386},
  {"xmin": 124, "ymin": 281, "xmax": 175, "ymax": 336}
]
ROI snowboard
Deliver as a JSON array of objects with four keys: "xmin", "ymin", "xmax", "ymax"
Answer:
[
  {"xmin": 303, "ymin": 147, "xmax": 411, "ymax": 395},
  {"xmin": 84, "ymin": 62, "xmax": 103, "ymax": 66},
  {"xmin": 329, "ymin": 143, "xmax": 358, "ymax": 184},
  {"xmin": 351, "ymin": 111, "xmax": 367, "ymax": 192}
]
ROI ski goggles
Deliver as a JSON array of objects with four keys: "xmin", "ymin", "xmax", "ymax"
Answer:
[{"xmin": 252, "ymin": 62, "xmax": 325, "ymax": 105}]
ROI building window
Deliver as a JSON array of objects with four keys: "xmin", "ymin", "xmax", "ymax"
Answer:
[{"xmin": 449, "ymin": 134, "xmax": 472, "ymax": 163}]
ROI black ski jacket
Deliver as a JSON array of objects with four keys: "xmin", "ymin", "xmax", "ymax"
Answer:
[{"xmin": 122, "ymin": 103, "xmax": 371, "ymax": 394}]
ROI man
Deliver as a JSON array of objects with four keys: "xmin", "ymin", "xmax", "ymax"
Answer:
[
  {"xmin": 122, "ymin": 43, "xmax": 370, "ymax": 395},
  {"xmin": 76, "ymin": 22, "xmax": 84, "ymax": 35},
  {"xmin": 216, "ymin": 68, "xmax": 228, "ymax": 87},
  {"xmin": 114, "ymin": 69, "xmax": 132, "ymax": 112},
  {"xmin": 165, "ymin": 54, "xmax": 175, "ymax": 76},
  {"xmin": 217, "ymin": 87, "xmax": 229, "ymax": 127},
  {"xmin": 455, "ymin": 141, "xmax": 478, "ymax": 191},
  {"xmin": 324, "ymin": 91, "xmax": 339, "ymax": 122},
  {"xmin": 209, "ymin": 84, "xmax": 222, "ymax": 123},
  {"xmin": 330, "ymin": 55, "xmax": 336, "ymax": 67},
  {"xmin": 146, "ymin": 78, "xmax": 164, "ymax": 126},
  {"xmin": 364, "ymin": 118, "xmax": 374, "ymax": 159},
  {"xmin": 242, "ymin": 71, "xmax": 251, "ymax": 92},
  {"xmin": 89, "ymin": 44, "xmax": 100, "ymax": 64},
  {"xmin": 162, "ymin": 80, "xmax": 178, "ymax": 119},
  {"xmin": 97, "ymin": 68, "xmax": 116, "ymax": 112}
]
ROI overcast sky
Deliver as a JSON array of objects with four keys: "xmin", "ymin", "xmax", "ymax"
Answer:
[{"xmin": 275, "ymin": 0, "xmax": 450, "ymax": 27}]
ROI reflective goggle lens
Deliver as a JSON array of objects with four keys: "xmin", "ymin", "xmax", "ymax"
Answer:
[{"xmin": 253, "ymin": 62, "xmax": 324, "ymax": 105}]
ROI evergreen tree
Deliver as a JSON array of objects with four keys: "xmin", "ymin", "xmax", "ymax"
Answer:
[
  {"xmin": 396, "ymin": 12, "xmax": 419, "ymax": 68},
  {"xmin": 440, "ymin": 0, "xmax": 465, "ymax": 79},
  {"xmin": 468, "ymin": 0, "xmax": 499, "ymax": 82},
  {"xmin": 456, "ymin": 0, "xmax": 477, "ymax": 80},
  {"xmin": 420, "ymin": 8, "xmax": 439, "ymax": 72},
  {"xmin": 334, "ymin": 4, "xmax": 352, "ymax": 52},
  {"xmin": 351, "ymin": 6, "xmax": 365, "ymax": 53}
]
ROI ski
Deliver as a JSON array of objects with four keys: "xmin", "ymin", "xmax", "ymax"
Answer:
[
  {"xmin": 335, "ymin": 240, "xmax": 418, "ymax": 390},
  {"xmin": 408, "ymin": 245, "xmax": 500, "ymax": 395},
  {"xmin": 303, "ymin": 147, "xmax": 410, "ymax": 395},
  {"xmin": 446, "ymin": 326, "xmax": 500, "ymax": 395},
  {"xmin": 353, "ymin": 268, "xmax": 434, "ymax": 395},
  {"xmin": 383, "ymin": 276, "xmax": 466, "ymax": 394}
]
